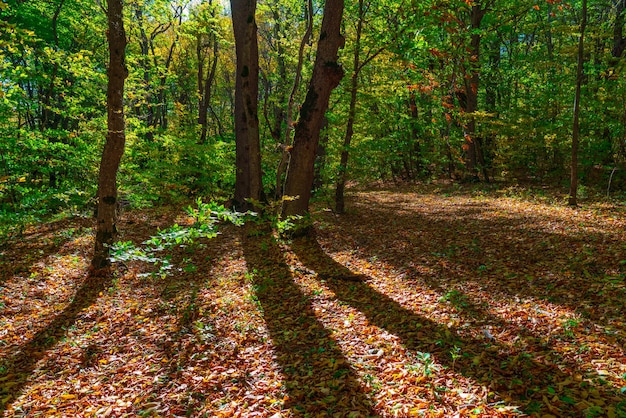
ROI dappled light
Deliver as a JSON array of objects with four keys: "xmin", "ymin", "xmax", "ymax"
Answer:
[
  {"xmin": 4, "ymin": 0, "xmax": 626, "ymax": 414},
  {"xmin": 1, "ymin": 188, "xmax": 624, "ymax": 416}
]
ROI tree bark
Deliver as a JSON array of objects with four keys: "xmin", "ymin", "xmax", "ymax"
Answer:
[
  {"xmin": 569, "ymin": 0, "xmax": 587, "ymax": 206},
  {"xmin": 274, "ymin": 0, "xmax": 313, "ymax": 200},
  {"xmin": 199, "ymin": 29, "xmax": 219, "ymax": 144},
  {"xmin": 462, "ymin": 2, "xmax": 487, "ymax": 182},
  {"xmin": 335, "ymin": 0, "xmax": 364, "ymax": 214},
  {"xmin": 282, "ymin": 0, "xmax": 345, "ymax": 219},
  {"xmin": 613, "ymin": 0, "xmax": 626, "ymax": 58},
  {"xmin": 92, "ymin": 0, "xmax": 127, "ymax": 270},
  {"xmin": 231, "ymin": 0, "xmax": 262, "ymax": 209}
]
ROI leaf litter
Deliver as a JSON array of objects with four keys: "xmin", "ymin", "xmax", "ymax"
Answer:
[{"xmin": 1, "ymin": 185, "xmax": 625, "ymax": 417}]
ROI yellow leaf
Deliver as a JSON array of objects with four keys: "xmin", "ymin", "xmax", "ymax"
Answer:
[{"xmin": 60, "ymin": 394, "xmax": 76, "ymax": 400}]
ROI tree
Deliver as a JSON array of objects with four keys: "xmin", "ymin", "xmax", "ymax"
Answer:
[
  {"xmin": 334, "ymin": 0, "xmax": 391, "ymax": 214},
  {"xmin": 281, "ymin": 0, "xmax": 345, "ymax": 220},
  {"xmin": 231, "ymin": 0, "xmax": 262, "ymax": 209},
  {"xmin": 196, "ymin": 1, "xmax": 221, "ymax": 144},
  {"xmin": 568, "ymin": 0, "xmax": 587, "ymax": 206},
  {"xmin": 92, "ymin": 0, "xmax": 128, "ymax": 270},
  {"xmin": 266, "ymin": 0, "xmax": 314, "ymax": 199},
  {"xmin": 460, "ymin": 0, "xmax": 493, "ymax": 182}
]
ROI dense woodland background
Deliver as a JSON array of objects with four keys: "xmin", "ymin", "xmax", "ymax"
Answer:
[
  {"xmin": 1, "ymin": 0, "xmax": 626, "ymax": 240},
  {"xmin": 1, "ymin": 1, "xmax": 626, "ymax": 416}
]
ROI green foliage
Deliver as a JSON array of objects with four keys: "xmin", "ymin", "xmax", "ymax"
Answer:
[
  {"xmin": 276, "ymin": 215, "xmax": 304, "ymax": 236},
  {"xmin": 3, "ymin": 0, "xmax": 626, "ymax": 240},
  {"xmin": 408, "ymin": 351, "xmax": 439, "ymax": 377},
  {"xmin": 110, "ymin": 200, "xmax": 253, "ymax": 276}
]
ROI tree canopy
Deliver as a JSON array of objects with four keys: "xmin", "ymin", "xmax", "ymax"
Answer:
[
  {"xmin": 1, "ymin": 1, "xmax": 626, "ymax": 416},
  {"xmin": 1, "ymin": 0, "xmax": 625, "ymax": 237}
]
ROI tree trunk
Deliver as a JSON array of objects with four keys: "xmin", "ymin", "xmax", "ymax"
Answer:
[
  {"xmin": 335, "ymin": 0, "xmax": 364, "ymax": 214},
  {"xmin": 569, "ymin": 0, "xmax": 587, "ymax": 206},
  {"xmin": 282, "ymin": 0, "xmax": 345, "ymax": 219},
  {"xmin": 462, "ymin": 3, "xmax": 487, "ymax": 182},
  {"xmin": 231, "ymin": 0, "xmax": 262, "ymax": 209},
  {"xmin": 613, "ymin": 0, "xmax": 626, "ymax": 58},
  {"xmin": 275, "ymin": 0, "xmax": 314, "ymax": 199},
  {"xmin": 92, "ymin": 0, "xmax": 127, "ymax": 270},
  {"xmin": 199, "ymin": 34, "xmax": 219, "ymax": 144}
]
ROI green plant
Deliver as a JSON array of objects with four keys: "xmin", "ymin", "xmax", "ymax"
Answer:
[
  {"xmin": 110, "ymin": 200, "xmax": 252, "ymax": 276},
  {"xmin": 439, "ymin": 289, "xmax": 470, "ymax": 309},
  {"xmin": 409, "ymin": 351, "xmax": 439, "ymax": 377},
  {"xmin": 562, "ymin": 317, "xmax": 581, "ymax": 338},
  {"xmin": 276, "ymin": 215, "xmax": 303, "ymax": 235},
  {"xmin": 450, "ymin": 345, "xmax": 462, "ymax": 369}
]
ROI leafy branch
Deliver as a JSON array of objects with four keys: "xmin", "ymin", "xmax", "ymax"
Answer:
[{"xmin": 109, "ymin": 198, "xmax": 254, "ymax": 276}]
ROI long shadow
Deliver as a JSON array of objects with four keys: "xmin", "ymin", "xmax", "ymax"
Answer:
[
  {"xmin": 152, "ymin": 228, "xmax": 233, "ymax": 382},
  {"xmin": 0, "ymin": 216, "xmax": 93, "ymax": 284},
  {"xmin": 332, "ymin": 194, "xmax": 626, "ymax": 343},
  {"xmin": 241, "ymin": 225, "xmax": 375, "ymax": 416},
  {"xmin": 291, "ymin": 236, "xmax": 625, "ymax": 416},
  {"xmin": 0, "ymin": 272, "xmax": 111, "ymax": 412}
]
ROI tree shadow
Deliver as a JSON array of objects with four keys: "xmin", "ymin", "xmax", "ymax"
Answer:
[
  {"xmin": 0, "ymin": 272, "xmax": 111, "ymax": 412},
  {"xmin": 241, "ymin": 226, "xmax": 375, "ymax": 416},
  {"xmin": 332, "ymin": 194, "xmax": 626, "ymax": 344},
  {"xmin": 0, "ymin": 216, "xmax": 93, "ymax": 284},
  {"xmin": 290, "ymin": 236, "xmax": 625, "ymax": 415}
]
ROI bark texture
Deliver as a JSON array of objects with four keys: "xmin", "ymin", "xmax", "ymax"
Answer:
[
  {"xmin": 231, "ymin": 0, "xmax": 262, "ymax": 209},
  {"xmin": 462, "ymin": 2, "xmax": 488, "ymax": 182},
  {"xmin": 569, "ymin": 0, "xmax": 587, "ymax": 206},
  {"xmin": 92, "ymin": 0, "xmax": 128, "ymax": 269},
  {"xmin": 282, "ymin": 0, "xmax": 345, "ymax": 219},
  {"xmin": 335, "ymin": 0, "xmax": 364, "ymax": 214}
]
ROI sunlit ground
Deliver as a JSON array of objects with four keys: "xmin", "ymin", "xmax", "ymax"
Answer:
[{"xmin": 1, "ymin": 187, "xmax": 625, "ymax": 417}]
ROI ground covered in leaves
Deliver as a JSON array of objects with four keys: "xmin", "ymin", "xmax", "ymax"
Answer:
[{"xmin": 1, "ymin": 184, "xmax": 626, "ymax": 417}]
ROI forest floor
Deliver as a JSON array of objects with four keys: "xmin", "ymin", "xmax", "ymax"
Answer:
[{"xmin": 1, "ymin": 183, "xmax": 626, "ymax": 417}]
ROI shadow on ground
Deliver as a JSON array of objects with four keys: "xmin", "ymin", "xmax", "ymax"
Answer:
[
  {"xmin": 242, "ymin": 224, "xmax": 375, "ymax": 416},
  {"xmin": 0, "ymin": 273, "xmax": 111, "ymax": 413},
  {"xmin": 332, "ymin": 193, "xmax": 626, "ymax": 344},
  {"xmin": 291, "ymin": 233, "xmax": 625, "ymax": 416}
]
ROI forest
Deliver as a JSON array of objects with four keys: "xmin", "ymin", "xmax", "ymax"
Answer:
[{"xmin": 1, "ymin": 0, "xmax": 626, "ymax": 416}]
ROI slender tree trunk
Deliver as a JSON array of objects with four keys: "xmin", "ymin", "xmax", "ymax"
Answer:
[
  {"xmin": 282, "ymin": 0, "xmax": 345, "ymax": 220},
  {"xmin": 231, "ymin": 0, "xmax": 262, "ymax": 209},
  {"xmin": 134, "ymin": 5, "xmax": 155, "ymax": 140},
  {"xmin": 613, "ymin": 0, "xmax": 626, "ymax": 58},
  {"xmin": 463, "ymin": 3, "xmax": 487, "ymax": 182},
  {"xmin": 197, "ymin": 1, "xmax": 219, "ymax": 143},
  {"xmin": 260, "ymin": 8, "xmax": 286, "ymax": 146},
  {"xmin": 569, "ymin": 0, "xmax": 587, "ymax": 206},
  {"xmin": 275, "ymin": 0, "xmax": 314, "ymax": 199},
  {"xmin": 199, "ymin": 35, "xmax": 219, "ymax": 143},
  {"xmin": 335, "ymin": 0, "xmax": 364, "ymax": 214},
  {"xmin": 149, "ymin": 6, "xmax": 182, "ymax": 131},
  {"xmin": 92, "ymin": 0, "xmax": 127, "ymax": 270},
  {"xmin": 155, "ymin": 34, "xmax": 177, "ymax": 130}
]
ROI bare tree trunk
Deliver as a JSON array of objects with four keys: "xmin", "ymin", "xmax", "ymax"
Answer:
[
  {"xmin": 462, "ymin": 3, "xmax": 488, "ymax": 182},
  {"xmin": 92, "ymin": 0, "xmax": 127, "ymax": 270},
  {"xmin": 569, "ymin": 0, "xmax": 587, "ymax": 206},
  {"xmin": 199, "ymin": 35, "xmax": 219, "ymax": 144},
  {"xmin": 613, "ymin": 0, "xmax": 626, "ymax": 58},
  {"xmin": 275, "ymin": 0, "xmax": 314, "ymax": 199},
  {"xmin": 231, "ymin": 0, "xmax": 262, "ymax": 209},
  {"xmin": 281, "ymin": 0, "xmax": 345, "ymax": 220},
  {"xmin": 335, "ymin": 0, "xmax": 364, "ymax": 214}
]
